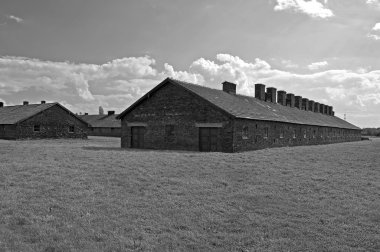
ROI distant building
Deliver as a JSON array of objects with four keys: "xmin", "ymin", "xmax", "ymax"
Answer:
[
  {"xmin": 116, "ymin": 78, "xmax": 361, "ymax": 152},
  {"xmin": 80, "ymin": 111, "xmax": 121, "ymax": 137},
  {"xmin": 0, "ymin": 101, "xmax": 88, "ymax": 140}
]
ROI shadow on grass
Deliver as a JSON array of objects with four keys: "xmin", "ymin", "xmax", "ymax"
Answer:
[{"xmin": 82, "ymin": 146, "xmax": 201, "ymax": 154}]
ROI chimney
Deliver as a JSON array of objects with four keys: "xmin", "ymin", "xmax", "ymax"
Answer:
[
  {"xmin": 41, "ymin": 100, "xmax": 46, "ymax": 104},
  {"xmin": 302, "ymin": 98, "xmax": 309, "ymax": 111},
  {"xmin": 295, "ymin": 96, "xmax": 302, "ymax": 109},
  {"xmin": 84, "ymin": 112, "xmax": 88, "ymax": 115},
  {"xmin": 108, "ymin": 111, "xmax": 115, "ymax": 116},
  {"xmin": 277, "ymin": 90, "xmax": 287, "ymax": 105},
  {"xmin": 255, "ymin": 84, "xmax": 266, "ymax": 100},
  {"xmin": 332, "ymin": 111, "xmax": 335, "ymax": 116},
  {"xmin": 331, "ymin": 107, "xmax": 334, "ymax": 116},
  {"xmin": 0, "ymin": 102, "xmax": 3, "ymax": 108},
  {"xmin": 314, "ymin": 102, "xmax": 320, "ymax": 113},
  {"xmin": 23, "ymin": 101, "xmax": 29, "ymax": 105},
  {"xmin": 222, "ymin": 81, "xmax": 236, "ymax": 95},
  {"xmin": 319, "ymin": 104, "xmax": 325, "ymax": 114},
  {"xmin": 266, "ymin": 87, "xmax": 277, "ymax": 103},
  {"xmin": 308, "ymin": 100, "xmax": 315, "ymax": 112},
  {"xmin": 286, "ymin": 93, "xmax": 295, "ymax": 107},
  {"xmin": 328, "ymin": 106, "xmax": 333, "ymax": 116},
  {"xmin": 324, "ymin": 105, "xmax": 329, "ymax": 115}
]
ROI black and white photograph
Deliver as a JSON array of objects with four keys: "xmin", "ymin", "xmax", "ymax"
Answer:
[{"xmin": 0, "ymin": 0, "xmax": 379, "ymax": 251}]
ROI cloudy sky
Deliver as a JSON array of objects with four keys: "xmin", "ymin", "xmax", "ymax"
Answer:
[{"xmin": 1, "ymin": 0, "xmax": 380, "ymax": 127}]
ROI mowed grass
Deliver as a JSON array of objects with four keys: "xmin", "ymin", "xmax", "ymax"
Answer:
[{"xmin": 0, "ymin": 137, "xmax": 379, "ymax": 251}]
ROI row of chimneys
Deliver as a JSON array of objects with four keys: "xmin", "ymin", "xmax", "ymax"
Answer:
[
  {"xmin": 222, "ymin": 81, "xmax": 334, "ymax": 116},
  {"xmin": 0, "ymin": 100, "xmax": 46, "ymax": 108}
]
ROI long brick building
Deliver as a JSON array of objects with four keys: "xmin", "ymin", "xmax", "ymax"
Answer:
[
  {"xmin": 80, "ymin": 111, "xmax": 121, "ymax": 137},
  {"xmin": 0, "ymin": 101, "xmax": 88, "ymax": 140},
  {"xmin": 117, "ymin": 78, "xmax": 361, "ymax": 152}
]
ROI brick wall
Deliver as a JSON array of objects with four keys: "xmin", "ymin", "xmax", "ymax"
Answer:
[
  {"xmin": 15, "ymin": 105, "xmax": 88, "ymax": 139},
  {"xmin": 121, "ymin": 82, "xmax": 233, "ymax": 152},
  {"xmin": 233, "ymin": 118, "xmax": 362, "ymax": 152},
  {"xmin": 0, "ymin": 125, "xmax": 17, "ymax": 140},
  {"xmin": 88, "ymin": 127, "xmax": 121, "ymax": 137}
]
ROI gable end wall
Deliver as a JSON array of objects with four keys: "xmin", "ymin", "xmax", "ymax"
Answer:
[
  {"xmin": 121, "ymin": 82, "xmax": 234, "ymax": 152},
  {"xmin": 15, "ymin": 105, "xmax": 88, "ymax": 139}
]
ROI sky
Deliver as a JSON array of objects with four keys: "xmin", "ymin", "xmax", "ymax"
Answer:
[{"xmin": 0, "ymin": 0, "xmax": 380, "ymax": 127}]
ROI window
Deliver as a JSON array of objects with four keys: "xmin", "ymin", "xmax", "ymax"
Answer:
[
  {"xmin": 165, "ymin": 125, "xmax": 174, "ymax": 137},
  {"xmin": 263, "ymin": 127, "xmax": 269, "ymax": 139},
  {"xmin": 165, "ymin": 125, "xmax": 175, "ymax": 143},
  {"xmin": 242, "ymin": 126, "xmax": 249, "ymax": 139},
  {"xmin": 69, "ymin": 125, "xmax": 75, "ymax": 133},
  {"xmin": 280, "ymin": 128, "xmax": 284, "ymax": 138},
  {"xmin": 33, "ymin": 125, "xmax": 40, "ymax": 132},
  {"xmin": 293, "ymin": 129, "xmax": 297, "ymax": 139},
  {"xmin": 303, "ymin": 129, "xmax": 307, "ymax": 139},
  {"xmin": 313, "ymin": 129, "xmax": 316, "ymax": 138}
]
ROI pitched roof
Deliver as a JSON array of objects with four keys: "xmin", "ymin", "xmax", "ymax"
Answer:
[
  {"xmin": 117, "ymin": 78, "xmax": 360, "ymax": 130},
  {"xmin": 80, "ymin": 114, "xmax": 121, "ymax": 128},
  {"xmin": 0, "ymin": 102, "xmax": 89, "ymax": 125}
]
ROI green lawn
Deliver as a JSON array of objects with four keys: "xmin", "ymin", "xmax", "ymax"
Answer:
[{"xmin": 0, "ymin": 137, "xmax": 379, "ymax": 251}]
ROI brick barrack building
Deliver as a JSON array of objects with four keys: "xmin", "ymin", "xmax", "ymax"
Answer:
[
  {"xmin": 80, "ymin": 111, "xmax": 121, "ymax": 137},
  {"xmin": 0, "ymin": 101, "xmax": 88, "ymax": 140},
  {"xmin": 117, "ymin": 78, "xmax": 361, "ymax": 152}
]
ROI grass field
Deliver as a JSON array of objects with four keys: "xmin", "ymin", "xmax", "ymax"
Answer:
[{"xmin": 0, "ymin": 137, "xmax": 379, "ymax": 251}]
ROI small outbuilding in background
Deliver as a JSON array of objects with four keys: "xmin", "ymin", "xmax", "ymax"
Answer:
[{"xmin": 0, "ymin": 101, "xmax": 88, "ymax": 140}]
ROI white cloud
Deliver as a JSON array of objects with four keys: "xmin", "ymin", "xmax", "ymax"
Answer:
[
  {"xmin": 6, "ymin": 15, "xmax": 24, "ymax": 23},
  {"xmin": 308, "ymin": 61, "xmax": 329, "ymax": 70},
  {"xmin": 368, "ymin": 22, "xmax": 380, "ymax": 40},
  {"xmin": 274, "ymin": 0, "xmax": 334, "ymax": 19},
  {"xmin": 280, "ymin": 59, "xmax": 299, "ymax": 69},
  {"xmin": 1, "ymin": 54, "xmax": 380, "ymax": 127},
  {"xmin": 366, "ymin": 0, "xmax": 380, "ymax": 8}
]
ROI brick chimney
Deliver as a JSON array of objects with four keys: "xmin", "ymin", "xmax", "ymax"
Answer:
[
  {"xmin": 324, "ymin": 105, "xmax": 329, "ymax": 115},
  {"xmin": 222, "ymin": 81, "xmax": 236, "ymax": 95},
  {"xmin": 286, "ymin": 93, "xmax": 295, "ymax": 107},
  {"xmin": 295, "ymin": 96, "xmax": 302, "ymax": 109},
  {"xmin": 0, "ymin": 102, "xmax": 3, "ymax": 108},
  {"xmin": 302, "ymin": 98, "xmax": 309, "ymax": 111},
  {"xmin": 266, "ymin": 87, "xmax": 277, "ymax": 103},
  {"xmin": 308, "ymin": 100, "xmax": 315, "ymax": 112},
  {"xmin": 255, "ymin": 84, "xmax": 266, "ymax": 100},
  {"xmin": 319, "ymin": 104, "xmax": 325, "ymax": 114},
  {"xmin": 23, "ymin": 101, "xmax": 29, "ymax": 105},
  {"xmin": 41, "ymin": 101, "xmax": 46, "ymax": 104},
  {"xmin": 277, "ymin": 90, "xmax": 287, "ymax": 105},
  {"xmin": 84, "ymin": 113, "xmax": 88, "ymax": 115},
  {"xmin": 108, "ymin": 111, "xmax": 115, "ymax": 116},
  {"xmin": 314, "ymin": 102, "xmax": 320, "ymax": 113}
]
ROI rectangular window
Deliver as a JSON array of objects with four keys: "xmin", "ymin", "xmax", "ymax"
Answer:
[
  {"xmin": 242, "ymin": 126, "xmax": 249, "ymax": 139},
  {"xmin": 313, "ymin": 129, "xmax": 316, "ymax": 138},
  {"xmin": 263, "ymin": 127, "xmax": 269, "ymax": 139},
  {"xmin": 165, "ymin": 125, "xmax": 174, "ymax": 137},
  {"xmin": 303, "ymin": 129, "xmax": 307, "ymax": 138},
  {"xmin": 69, "ymin": 125, "xmax": 75, "ymax": 133},
  {"xmin": 165, "ymin": 124, "xmax": 175, "ymax": 143},
  {"xmin": 33, "ymin": 125, "xmax": 40, "ymax": 132},
  {"xmin": 280, "ymin": 128, "xmax": 284, "ymax": 138},
  {"xmin": 293, "ymin": 129, "xmax": 297, "ymax": 139}
]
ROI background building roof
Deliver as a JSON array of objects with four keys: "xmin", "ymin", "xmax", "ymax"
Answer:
[
  {"xmin": 0, "ymin": 102, "xmax": 88, "ymax": 125},
  {"xmin": 80, "ymin": 114, "xmax": 120, "ymax": 128}
]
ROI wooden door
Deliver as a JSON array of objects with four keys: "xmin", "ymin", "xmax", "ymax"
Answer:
[
  {"xmin": 199, "ymin": 127, "xmax": 218, "ymax": 152},
  {"xmin": 131, "ymin": 126, "xmax": 145, "ymax": 148}
]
